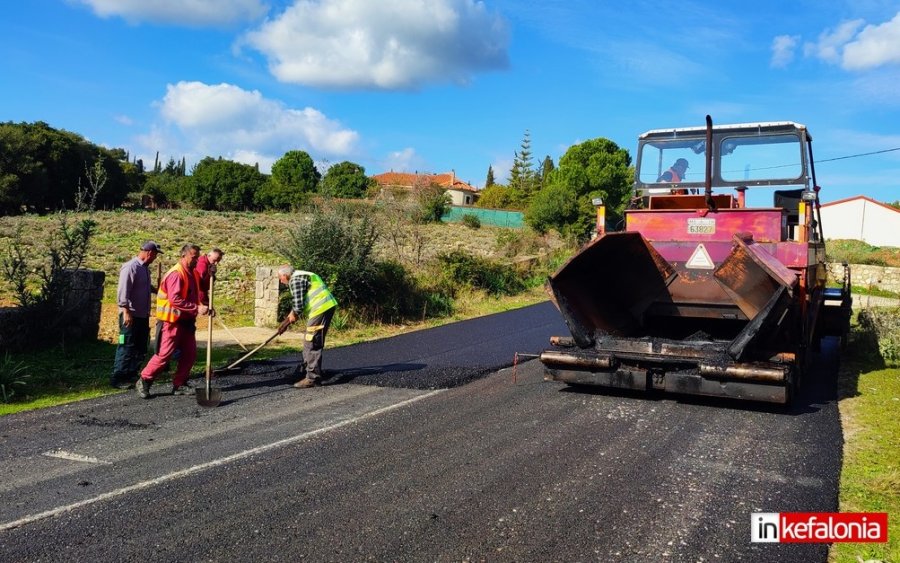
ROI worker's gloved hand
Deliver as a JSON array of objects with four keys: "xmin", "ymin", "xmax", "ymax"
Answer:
[
  {"xmin": 286, "ymin": 311, "xmax": 298, "ymax": 325},
  {"xmin": 207, "ymin": 307, "xmax": 216, "ymax": 318},
  {"xmin": 198, "ymin": 304, "xmax": 209, "ymax": 316}
]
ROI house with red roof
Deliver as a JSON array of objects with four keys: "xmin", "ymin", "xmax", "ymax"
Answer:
[
  {"xmin": 371, "ymin": 170, "xmax": 479, "ymax": 206},
  {"xmin": 819, "ymin": 195, "xmax": 900, "ymax": 247}
]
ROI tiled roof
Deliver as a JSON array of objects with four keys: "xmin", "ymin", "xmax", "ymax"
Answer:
[{"xmin": 372, "ymin": 171, "xmax": 478, "ymax": 193}]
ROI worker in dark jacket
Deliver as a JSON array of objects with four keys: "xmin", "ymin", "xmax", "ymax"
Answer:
[
  {"xmin": 277, "ymin": 264, "xmax": 338, "ymax": 389},
  {"xmin": 136, "ymin": 244, "xmax": 211, "ymax": 399},
  {"xmin": 111, "ymin": 241, "xmax": 161, "ymax": 389}
]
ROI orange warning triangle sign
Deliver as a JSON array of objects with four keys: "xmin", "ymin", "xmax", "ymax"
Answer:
[{"xmin": 686, "ymin": 243, "xmax": 715, "ymax": 269}]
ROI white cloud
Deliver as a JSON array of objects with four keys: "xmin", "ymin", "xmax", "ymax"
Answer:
[
  {"xmin": 803, "ymin": 19, "xmax": 864, "ymax": 64},
  {"xmin": 241, "ymin": 0, "xmax": 509, "ymax": 89},
  {"xmin": 770, "ymin": 35, "xmax": 799, "ymax": 68},
  {"xmin": 602, "ymin": 41, "xmax": 706, "ymax": 86},
  {"xmin": 843, "ymin": 12, "xmax": 900, "ymax": 70},
  {"xmin": 382, "ymin": 147, "xmax": 426, "ymax": 172},
  {"xmin": 491, "ymin": 157, "xmax": 513, "ymax": 185},
  {"xmin": 73, "ymin": 0, "xmax": 267, "ymax": 26},
  {"xmin": 141, "ymin": 81, "xmax": 359, "ymax": 173},
  {"xmin": 231, "ymin": 149, "xmax": 277, "ymax": 172},
  {"xmin": 114, "ymin": 114, "xmax": 134, "ymax": 126}
]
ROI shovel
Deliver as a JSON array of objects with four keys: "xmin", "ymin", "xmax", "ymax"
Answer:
[
  {"xmin": 216, "ymin": 316, "xmax": 248, "ymax": 351},
  {"xmin": 214, "ymin": 317, "xmax": 292, "ymax": 376},
  {"xmin": 196, "ymin": 277, "xmax": 223, "ymax": 407}
]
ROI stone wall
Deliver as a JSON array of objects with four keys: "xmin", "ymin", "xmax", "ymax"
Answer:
[
  {"xmin": 828, "ymin": 263, "xmax": 900, "ymax": 295},
  {"xmin": 62, "ymin": 269, "xmax": 106, "ymax": 342},
  {"xmin": 0, "ymin": 269, "xmax": 105, "ymax": 353},
  {"xmin": 254, "ymin": 266, "xmax": 280, "ymax": 328}
]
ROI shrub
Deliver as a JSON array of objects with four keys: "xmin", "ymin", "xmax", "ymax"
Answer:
[
  {"xmin": 461, "ymin": 214, "xmax": 481, "ymax": 229},
  {"xmin": 858, "ymin": 308, "xmax": 900, "ymax": 367},
  {"xmin": 277, "ymin": 203, "xmax": 380, "ymax": 307},
  {"xmin": 0, "ymin": 353, "xmax": 30, "ymax": 403},
  {"xmin": 435, "ymin": 250, "xmax": 524, "ymax": 296},
  {"xmin": 2, "ymin": 214, "xmax": 99, "ymax": 352},
  {"xmin": 416, "ymin": 184, "xmax": 451, "ymax": 223}
]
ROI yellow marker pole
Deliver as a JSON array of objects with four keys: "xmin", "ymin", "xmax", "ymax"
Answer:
[{"xmin": 798, "ymin": 201, "xmax": 808, "ymax": 242}]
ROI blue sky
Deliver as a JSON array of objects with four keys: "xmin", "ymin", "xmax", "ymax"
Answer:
[{"xmin": 3, "ymin": 0, "xmax": 899, "ymax": 207}]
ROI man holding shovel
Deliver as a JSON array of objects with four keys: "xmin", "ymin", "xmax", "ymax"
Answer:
[
  {"xmin": 277, "ymin": 264, "xmax": 338, "ymax": 389},
  {"xmin": 136, "ymin": 244, "xmax": 212, "ymax": 399}
]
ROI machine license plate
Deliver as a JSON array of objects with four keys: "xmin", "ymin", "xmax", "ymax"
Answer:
[{"xmin": 687, "ymin": 218, "xmax": 715, "ymax": 234}]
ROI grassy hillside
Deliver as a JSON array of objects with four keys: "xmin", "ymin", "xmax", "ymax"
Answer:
[
  {"xmin": 0, "ymin": 207, "xmax": 564, "ymax": 334},
  {"xmin": 827, "ymin": 239, "xmax": 900, "ymax": 267}
]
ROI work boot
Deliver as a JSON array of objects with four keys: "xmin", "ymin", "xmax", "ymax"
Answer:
[
  {"xmin": 286, "ymin": 365, "xmax": 306, "ymax": 384},
  {"xmin": 293, "ymin": 377, "xmax": 319, "ymax": 389},
  {"xmin": 136, "ymin": 378, "xmax": 151, "ymax": 399},
  {"xmin": 172, "ymin": 382, "xmax": 195, "ymax": 396},
  {"xmin": 110, "ymin": 375, "xmax": 132, "ymax": 390}
]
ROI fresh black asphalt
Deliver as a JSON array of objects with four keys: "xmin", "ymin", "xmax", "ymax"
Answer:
[{"xmin": 0, "ymin": 301, "xmax": 842, "ymax": 561}]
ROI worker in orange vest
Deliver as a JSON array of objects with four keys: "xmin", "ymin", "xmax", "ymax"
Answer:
[
  {"xmin": 658, "ymin": 158, "xmax": 690, "ymax": 194},
  {"xmin": 136, "ymin": 244, "xmax": 212, "ymax": 399}
]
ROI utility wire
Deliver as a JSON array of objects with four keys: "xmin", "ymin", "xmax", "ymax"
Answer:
[
  {"xmin": 706, "ymin": 146, "xmax": 900, "ymax": 177},
  {"xmin": 816, "ymin": 146, "xmax": 900, "ymax": 163}
]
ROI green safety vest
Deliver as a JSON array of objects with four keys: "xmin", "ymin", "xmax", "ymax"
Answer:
[{"xmin": 295, "ymin": 270, "xmax": 337, "ymax": 318}]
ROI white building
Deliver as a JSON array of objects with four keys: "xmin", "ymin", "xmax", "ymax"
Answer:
[{"xmin": 819, "ymin": 196, "xmax": 900, "ymax": 247}]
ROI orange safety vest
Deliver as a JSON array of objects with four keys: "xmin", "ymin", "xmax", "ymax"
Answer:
[
  {"xmin": 155, "ymin": 264, "xmax": 201, "ymax": 323},
  {"xmin": 665, "ymin": 167, "xmax": 681, "ymax": 182}
]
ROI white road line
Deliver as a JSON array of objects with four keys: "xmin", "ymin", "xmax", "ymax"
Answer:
[
  {"xmin": 1, "ymin": 389, "xmax": 443, "ymax": 532},
  {"xmin": 43, "ymin": 451, "xmax": 112, "ymax": 465}
]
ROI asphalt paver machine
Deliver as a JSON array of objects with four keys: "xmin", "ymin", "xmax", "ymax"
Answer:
[{"xmin": 541, "ymin": 117, "xmax": 852, "ymax": 404}]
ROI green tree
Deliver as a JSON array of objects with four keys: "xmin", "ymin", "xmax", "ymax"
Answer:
[
  {"xmin": 475, "ymin": 183, "xmax": 516, "ymax": 210},
  {"xmin": 540, "ymin": 155, "xmax": 555, "ymax": 188},
  {"xmin": 143, "ymin": 173, "xmax": 191, "ymax": 207},
  {"xmin": 320, "ymin": 161, "xmax": 374, "ymax": 198},
  {"xmin": 257, "ymin": 150, "xmax": 321, "ymax": 210},
  {"xmin": 526, "ymin": 183, "xmax": 587, "ymax": 237},
  {"xmin": 526, "ymin": 138, "xmax": 633, "ymax": 240},
  {"xmin": 272, "ymin": 150, "xmax": 320, "ymax": 192},
  {"xmin": 0, "ymin": 121, "xmax": 131, "ymax": 213},
  {"xmin": 190, "ymin": 157, "xmax": 267, "ymax": 211},
  {"xmin": 484, "ymin": 165, "xmax": 495, "ymax": 188},
  {"xmin": 508, "ymin": 130, "xmax": 538, "ymax": 207}
]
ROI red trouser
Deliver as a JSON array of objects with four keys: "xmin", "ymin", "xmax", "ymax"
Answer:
[{"xmin": 140, "ymin": 321, "xmax": 197, "ymax": 387}]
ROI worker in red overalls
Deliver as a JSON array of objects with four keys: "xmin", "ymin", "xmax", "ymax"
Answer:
[{"xmin": 136, "ymin": 244, "xmax": 212, "ymax": 399}]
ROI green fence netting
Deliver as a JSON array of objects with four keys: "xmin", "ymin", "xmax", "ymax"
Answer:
[{"xmin": 442, "ymin": 206, "xmax": 524, "ymax": 228}]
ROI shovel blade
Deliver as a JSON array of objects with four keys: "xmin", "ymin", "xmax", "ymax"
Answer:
[{"xmin": 196, "ymin": 387, "xmax": 223, "ymax": 407}]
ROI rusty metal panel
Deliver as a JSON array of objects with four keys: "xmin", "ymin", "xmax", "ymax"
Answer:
[
  {"xmin": 715, "ymin": 235, "xmax": 798, "ymax": 320},
  {"xmin": 547, "ymin": 232, "xmax": 676, "ymax": 346}
]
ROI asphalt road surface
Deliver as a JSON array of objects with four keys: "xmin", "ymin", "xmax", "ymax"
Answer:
[{"xmin": 0, "ymin": 302, "xmax": 841, "ymax": 562}]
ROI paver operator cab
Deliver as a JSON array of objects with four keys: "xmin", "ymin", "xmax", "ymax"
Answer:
[{"xmin": 541, "ymin": 117, "xmax": 852, "ymax": 404}]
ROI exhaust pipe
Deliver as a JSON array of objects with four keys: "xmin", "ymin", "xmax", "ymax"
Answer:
[
  {"xmin": 540, "ymin": 351, "xmax": 616, "ymax": 370},
  {"xmin": 698, "ymin": 363, "xmax": 788, "ymax": 382}
]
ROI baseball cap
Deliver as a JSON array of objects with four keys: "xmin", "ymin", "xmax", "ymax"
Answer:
[
  {"xmin": 141, "ymin": 241, "xmax": 163, "ymax": 253},
  {"xmin": 675, "ymin": 158, "xmax": 689, "ymax": 168}
]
